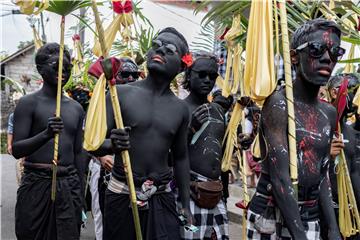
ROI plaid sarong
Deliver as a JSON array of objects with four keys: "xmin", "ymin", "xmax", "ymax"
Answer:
[
  {"xmin": 246, "ymin": 209, "xmax": 320, "ymax": 240},
  {"xmin": 178, "ymin": 171, "xmax": 229, "ymax": 240}
]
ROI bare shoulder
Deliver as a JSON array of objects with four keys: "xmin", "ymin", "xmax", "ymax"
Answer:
[
  {"xmin": 15, "ymin": 91, "xmax": 38, "ymax": 110},
  {"xmin": 65, "ymin": 96, "xmax": 85, "ymax": 111},
  {"xmin": 318, "ymin": 100, "xmax": 336, "ymax": 118},
  {"xmin": 262, "ymin": 90, "xmax": 287, "ymax": 121}
]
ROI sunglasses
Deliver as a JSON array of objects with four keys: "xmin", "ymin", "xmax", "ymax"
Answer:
[
  {"xmin": 295, "ymin": 41, "xmax": 346, "ymax": 62},
  {"xmin": 152, "ymin": 39, "xmax": 178, "ymax": 55},
  {"xmin": 192, "ymin": 69, "xmax": 219, "ymax": 80},
  {"xmin": 47, "ymin": 60, "xmax": 73, "ymax": 72},
  {"xmin": 119, "ymin": 71, "xmax": 139, "ymax": 79}
]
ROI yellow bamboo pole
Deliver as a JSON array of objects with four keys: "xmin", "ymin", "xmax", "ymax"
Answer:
[
  {"xmin": 278, "ymin": 0, "xmax": 298, "ymax": 197},
  {"xmin": 337, "ymin": 125, "xmax": 360, "ymax": 237},
  {"xmin": 51, "ymin": 15, "xmax": 65, "ymax": 201},
  {"xmin": 91, "ymin": 1, "xmax": 142, "ymax": 239}
]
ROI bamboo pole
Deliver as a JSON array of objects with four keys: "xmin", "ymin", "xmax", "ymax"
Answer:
[
  {"xmin": 90, "ymin": 1, "xmax": 142, "ymax": 239},
  {"xmin": 51, "ymin": 15, "xmax": 65, "ymax": 201},
  {"xmin": 278, "ymin": 0, "xmax": 298, "ymax": 197},
  {"xmin": 337, "ymin": 125, "xmax": 360, "ymax": 237}
]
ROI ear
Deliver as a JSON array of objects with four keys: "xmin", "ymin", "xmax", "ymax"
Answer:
[{"xmin": 290, "ymin": 49, "xmax": 299, "ymax": 65}]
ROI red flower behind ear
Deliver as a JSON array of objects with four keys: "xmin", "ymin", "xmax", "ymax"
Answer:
[{"xmin": 182, "ymin": 53, "xmax": 193, "ymax": 68}]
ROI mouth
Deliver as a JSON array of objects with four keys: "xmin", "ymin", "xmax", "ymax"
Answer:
[
  {"xmin": 151, "ymin": 55, "xmax": 165, "ymax": 64},
  {"xmin": 317, "ymin": 67, "xmax": 332, "ymax": 76}
]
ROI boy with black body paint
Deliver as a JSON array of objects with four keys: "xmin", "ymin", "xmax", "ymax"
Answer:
[{"xmin": 246, "ymin": 19, "xmax": 344, "ymax": 240}]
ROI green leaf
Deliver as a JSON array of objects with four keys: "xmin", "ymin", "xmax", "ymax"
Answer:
[
  {"xmin": 46, "ymin": 0, "xmax": 93, "ymax": 16},
  {"xmin": 338, "ymin": 58, "xmax": 360, "ymax": 64},
  {"xmin": 341, "ymin": 36, "xmax": 360, "ymax": 45}
]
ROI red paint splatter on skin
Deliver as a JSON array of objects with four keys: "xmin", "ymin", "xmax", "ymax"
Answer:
[
  {"xmin": 322, "ymin": 30, "xmax": 334, "ymax": 47},
  {"xmin": 310, "ymin": 58, "xmax": 316, "ymax": 72},
  {"xmin": 297, "ymin": 109, "xmax": 320, "ymax": 174},
  {"xmin": 280, "ymin": 186, "xmax": 285, "ymax": 194}
]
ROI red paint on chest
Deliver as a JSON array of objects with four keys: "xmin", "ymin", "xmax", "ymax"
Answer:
[{"xmin": 297, "ymin": 109, "xmax": 320, "ymax": 174}]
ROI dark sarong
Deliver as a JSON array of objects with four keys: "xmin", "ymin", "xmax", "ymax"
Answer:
[
  {"xmin": 104, "ymin": 189, "xmax": 181, "ymax": 240},
  {"xmin": 15, "ymin": 165, "xmax": 82, "ymax": 240},
  {"xmin": 103, "ymin": 170, "xmax": 181, "ymax": 240}
]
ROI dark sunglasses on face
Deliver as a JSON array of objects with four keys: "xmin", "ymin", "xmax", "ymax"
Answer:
[
  {"xmin": 47, "ymin": 60, "xmax": 73, "ymax": 72},
  {"xmin": 192, "ymin": 69, "xmax": 219, "ymax": 80},
  {"xmin": 119, "ymin": 71, "xmax": 139, "ymax": 79},
  {"xmin": 152, "ymin": 39, "xmax": 178, "ymax": 55},
  {"xmin": 295, "ymin": 41, "xmax": 346, "ymax": 62}
]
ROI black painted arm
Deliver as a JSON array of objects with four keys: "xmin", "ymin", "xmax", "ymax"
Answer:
[
  {"xmin": 172, "ymin": 107, "xmax": 191, "ymax": 211},
  {"xmin": 12, "ymin": 97, "xmax": 52, "ymax": 159}
]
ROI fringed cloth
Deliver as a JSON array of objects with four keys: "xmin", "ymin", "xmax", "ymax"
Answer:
[
  {"xmin": 103, "ymin": 170, "xmax": 181, "ymax": 240},
  {"xmin": 15, "ymin": 162, "xmax": 82, "ymax": 240}
]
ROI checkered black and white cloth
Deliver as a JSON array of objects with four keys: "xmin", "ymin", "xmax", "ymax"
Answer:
[
  {"xmin": 275, "ymin": 54, "xmax": 297, "ymax": 87},
  {"xmin": 246, "ymin": 209, "xmax": 320, "ymax": 240},
  {"xmin": 215, "ymin": 40, "xmax": 227, "ymax": 79},
  {"xmin": 177, "ymin": 172, "xmax": 229, "ymax": 240}
]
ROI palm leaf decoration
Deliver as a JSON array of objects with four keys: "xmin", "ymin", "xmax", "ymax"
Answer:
[
  {"xmin": 195, "ymin": 0, "xmax": 360, "ymax": 47},
  {"xmin": 46, "ymin": 0, "xmax": 92, "ymax": 16}
]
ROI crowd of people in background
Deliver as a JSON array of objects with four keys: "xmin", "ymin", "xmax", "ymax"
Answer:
[{"xmin": 7, "ymin": 18, "xmax": 360, "ymax": 240}]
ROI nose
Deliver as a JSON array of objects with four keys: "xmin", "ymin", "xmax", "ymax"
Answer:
[
  {"xmin": 155, "ymin": 45, "xmax": 166, "ymax": 55},
  {"xmin": 320, "ymin": 49, "xmax": 332, "ymax": 63}
]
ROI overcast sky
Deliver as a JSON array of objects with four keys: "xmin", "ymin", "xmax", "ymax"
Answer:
[{"xmin": 0, "ymin": 1, "xmax": 206, "ymax": 54}]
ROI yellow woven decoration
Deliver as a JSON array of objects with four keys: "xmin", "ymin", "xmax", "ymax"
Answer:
[
  {"xmin": 15, "ymin": 0, "xmax": 49, "ymax": 15},
  {"xmin": 251, "ymin": 133, "xmax": 261, "ymax": 159},
  {"xmin": 221, "ymin": 102, "xmax": 242, "ymax": 172},
  {"xmin": 343, "ymin": 44, "xmax": 355, "ymax": 74},
  {"xmin": 32, "ymin": 27, "xmax": 43, "ymax": 50},
  {"xmin": 243, "ymin": 0, "xmax": 276, "ymax": 106},
  {"xmin": 337, "ymin": 126, "xmax": 360, "ymax": 237},
  {"xmin": 83, "ymin": 74, "xmax": 107, "ymax": 151},
  {"xmin": 92, "ymin": 13, "xmax": 134, "ymax": 57},
  {"xmin": 222, "ymin": 15, "xmax": 242, "ymax": 97}
]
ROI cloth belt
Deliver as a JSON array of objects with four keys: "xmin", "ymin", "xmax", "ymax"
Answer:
[
  {"xmin": 23, "ymin": 162, "xmax": 76, "ymax": 177},
  {"xmin": 255, "ymin": 192, "xmax": 317, "ymax": 207},
  {"xmin": 108, "ymin": 176, "xmax": 171, "ymax": 197}
]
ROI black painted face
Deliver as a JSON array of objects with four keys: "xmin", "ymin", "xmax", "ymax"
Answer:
[
  {"xmin": 189, "ymin": 58, "xmax": 218, "ymax": 96},
  {"xmin": 39, "ymin": 53, "xmax": 72, "ymax": 87},
  {"xmin": 146, "ymin": 32, "xmax": 183, "ymax": 78},
  {"xmin": 295, "ymin": 29, "xmax": 340, "ymax": 86},
  {"xmin": 116, "ymin": 61, "xmax": 139, "ymax": 84}
]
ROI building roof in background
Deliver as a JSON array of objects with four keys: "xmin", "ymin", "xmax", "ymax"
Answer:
[
  {"xmin": 152, "ymin": 1, "xmax": 208, "ymax": 11},
  {"xmin": 0, "ymin": 44, "xmax": 35, "ymax": 65}
]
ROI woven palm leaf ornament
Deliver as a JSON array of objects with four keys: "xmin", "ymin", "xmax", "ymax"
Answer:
[
  {"xmin": 92, "ymin": 0, "xmax": 134, "ymax": 57},
  {"xmin": 87, "ymin": 1, "xmax": 142, "ymax": 239},
  {"xmin": 221, "ymin": 14, "xmax": 243, "ymax": 174},
  {"xmin": 15, "ymin": 0, "xmax": 93, "ymax": 201},
  {"xmin": 334, "ymin": 79, "xmax": 360, "ymax": 237}
]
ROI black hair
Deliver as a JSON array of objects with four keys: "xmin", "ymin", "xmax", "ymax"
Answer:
[
  {"xmin": 327, "ymin": 75, "xmax": 343, "ymax": 91},
  {"xmin": 182, "ymin": 51, "xmax": 218, "ymax": 90},
  {"xmin": 157, "ymin": 27, "xmax": 189, "ymax": 57},
  {"xmin": 35, "ymin": 43, "xmax": 71, "ymax": 72},
  {"xmin": 291, "ymin": 18, "xmax": 341, "ymax": 49}
]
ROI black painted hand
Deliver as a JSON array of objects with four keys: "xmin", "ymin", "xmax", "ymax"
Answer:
[
  {"xmin": 110, "ymin": 127, "xmax": 131, "ymax": 154},
  {"xmin": 45, "ymin": 116, "xmax": 64, "ymax": 138},
  {"xmin": 190, "ymin": 104, "xmax": 211, "ymax": 132},
  {"xmin": 180, "ymin": 207, "xmax": 194, "ymax": 225}
]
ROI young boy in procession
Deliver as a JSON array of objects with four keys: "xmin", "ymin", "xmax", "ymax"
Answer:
[
  {"xmin": 13, "ymin": 43, "xmax": 86, "ymax": 240},
  {"xmin": 92, "ymin": 27, "xmax": 192, "ymax": 240},
  {"xmin": 181, "ymin": 52, "xmax": 232, "ymax": 240},
  {"xmin": 246, "ymin": 18, "xmax": 345, "ymax": 239}
]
